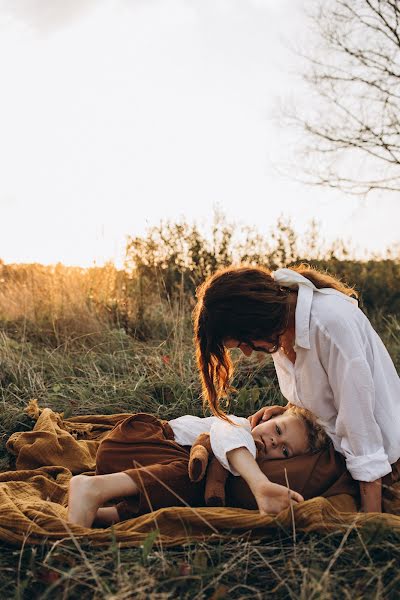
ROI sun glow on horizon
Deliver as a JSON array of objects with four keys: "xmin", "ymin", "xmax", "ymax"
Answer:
[{"xmin": 0, "ymin": 0, "xmax": 399, "ymax": 268}]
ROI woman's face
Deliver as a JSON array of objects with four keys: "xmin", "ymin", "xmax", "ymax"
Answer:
[
  {"xmin": 251, "ymin": 414, "xmax": 309, "ymax": 459},
  {"xmin": 224, "ymin": 338, "xmax": 275, "ymax": 357}
]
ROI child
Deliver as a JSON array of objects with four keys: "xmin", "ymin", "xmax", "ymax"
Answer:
[{"xmin": 67, "ymin": 406, "xmax": 329, "ymax": 528}]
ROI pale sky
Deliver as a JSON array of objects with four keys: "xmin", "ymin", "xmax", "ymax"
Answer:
[{"xmin": 0, "ymin": 0, "xmax": 399, "ymax": 267}]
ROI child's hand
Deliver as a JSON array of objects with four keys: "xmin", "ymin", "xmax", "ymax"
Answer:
[
  {"xmin": 252, "ymin": 478, "xmax": 303, "ymax": 515},
  {"xmin": 248, "ymin": 405, "xmax": 287, "ymax": 429},
  {"xmin": 226, "ymin": 446, "xmax": 303, "ymax": 515}
]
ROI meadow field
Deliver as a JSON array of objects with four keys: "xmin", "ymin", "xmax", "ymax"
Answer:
[{"xmin": 1, "ymin": 227, "xmax": 400, "ymax": 599}]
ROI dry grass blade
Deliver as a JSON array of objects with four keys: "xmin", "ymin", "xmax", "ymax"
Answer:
[{"xmin": 284, "ymin": 467, "xmax": 297, "ymax": 547}]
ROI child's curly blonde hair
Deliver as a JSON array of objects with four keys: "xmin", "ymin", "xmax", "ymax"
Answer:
[{"xmin": 285, "ymin": 405, "xmax": 329, "ymax": 453}]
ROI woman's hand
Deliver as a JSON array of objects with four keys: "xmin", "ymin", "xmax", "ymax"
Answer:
[
  {"xmin": 359, "ymin": 479, "xmax": 382, "ymax": 512},
  {"xmin": 248, "ymin": 405, "xmax": 287, "ymax": 429},
  {"xmin": 252, "ymin": 478, "xmax": 303, "ymax": 515}
]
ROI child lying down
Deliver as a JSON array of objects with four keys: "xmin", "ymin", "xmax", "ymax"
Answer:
[{"xmin": 67, "ymin": 406, "xmax": 336, "ymax": 528}]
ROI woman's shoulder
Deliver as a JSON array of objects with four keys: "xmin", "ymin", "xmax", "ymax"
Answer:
[
  {"xmin": 311, "ymin": 290, "xmax": 360, "ymax": 318},
  {"xmin": 310, "ymin": 292, "xmax": 368, "ymax": 340}
]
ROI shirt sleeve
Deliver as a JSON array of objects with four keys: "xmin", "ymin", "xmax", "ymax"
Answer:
[
  {"xmin": 209, "ymin": 416, "xmax": 257, "ymax": 476},
  {"xmin": 168, "ymin": 415, "xmax": 215, "ymax": 446},
  {"xmin": 318, "ymin": 323, "xmax": 392, "ymax": 482}
]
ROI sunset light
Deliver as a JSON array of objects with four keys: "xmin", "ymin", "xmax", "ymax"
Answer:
[{"xmin": 0, "ymin": 0, "xmax": 398, "ymax": 267}]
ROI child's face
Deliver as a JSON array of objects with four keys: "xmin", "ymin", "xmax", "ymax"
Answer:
[{"xmin": 251, "ymin": 414, "xmax": 309, "ymax": 460}]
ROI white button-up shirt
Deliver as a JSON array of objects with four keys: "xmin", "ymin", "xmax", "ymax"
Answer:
[
  {"xmin": 272, "ymin": 276, "xmax": 400, "ymax": 482},
  {"xmin": 168, "ymin": 414, "xmax": 256, "ymax": 476}
]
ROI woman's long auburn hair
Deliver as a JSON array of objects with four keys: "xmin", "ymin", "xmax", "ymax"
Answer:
[{"xmin": 193, "ymin": 264, "xmax": 357, "ymax": 419}]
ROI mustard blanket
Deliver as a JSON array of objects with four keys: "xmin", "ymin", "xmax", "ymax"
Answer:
[{"xmin": 1, "ymin": 400, "xmax": 400, "ymax": 547}]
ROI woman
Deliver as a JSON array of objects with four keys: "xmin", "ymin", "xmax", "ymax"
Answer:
[{"xmin": 193, "ymin": 265, "xmax": 400, "ymax": 513}]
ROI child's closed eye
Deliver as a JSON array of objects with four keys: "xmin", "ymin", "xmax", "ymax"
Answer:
[{"xmin": 276, "ymin": 425, "xmax": 281, "ymax": 435}]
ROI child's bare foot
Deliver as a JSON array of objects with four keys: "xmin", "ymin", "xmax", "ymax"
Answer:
[
  {"xmin": 67, "ymin": 475, "xmax": 103, "ymax": 528},
  {"xmin": 68, "ymin": 471, "xmax": 138, "ymax": 527}
]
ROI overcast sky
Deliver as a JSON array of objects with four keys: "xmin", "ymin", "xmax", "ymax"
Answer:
[{"xmin": 0, "ymin": 0, "xmax": 398, "ymax": 266}]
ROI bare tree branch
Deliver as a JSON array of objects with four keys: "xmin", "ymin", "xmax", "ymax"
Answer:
[{"xmin": 289, "ymin": 0, "xmax": 400, "ymax": 194}]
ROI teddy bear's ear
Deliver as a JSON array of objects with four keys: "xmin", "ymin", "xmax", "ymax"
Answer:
[
  {"xmin": 189, "ymin": 444, "xmax": 210, "ymax": 482},
  {"xmin": 188, "ymin": 433, "xmax": 212, "ymax": 482}
]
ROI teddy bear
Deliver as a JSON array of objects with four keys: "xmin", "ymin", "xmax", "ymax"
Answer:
[
  {"xmin": 188, "ymin": 432, "xmax": 264, "ymax": 506},
  {"xmin": 188, "ymin": 432, "xmax": 229, "ymax": 506}
]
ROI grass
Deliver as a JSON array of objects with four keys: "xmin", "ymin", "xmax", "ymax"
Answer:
[
  {"xmin": 3, "ymin": 527, "xmax": 400, "ymax": 599},
  {"xmin": 0, "ymin": 269, "xmax": 400, "ymax": 598}
]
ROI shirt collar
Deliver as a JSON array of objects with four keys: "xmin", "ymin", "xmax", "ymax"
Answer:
[
  {"xmin": 272, "ymin": 268, "xmax": 358, "ymax": 350},
  {"xmin": 294, "ymin": 284, "xmax": 313, "ymax": 350}
]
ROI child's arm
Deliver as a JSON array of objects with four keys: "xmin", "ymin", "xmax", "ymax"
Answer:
[
  {"xmin": 208, "ymin": 418, "xmax": 304, "ymax": 513},
  {"xmin": 209, "ymin": 416, "xmax": 257, "ymax": 474},
  {"xmin": 359, "ymin": 479, "xmax": 382, "ymax": 512},
  {"xmin": 227, "ymin": 447, "xmax": 303, "ymax": 515}
]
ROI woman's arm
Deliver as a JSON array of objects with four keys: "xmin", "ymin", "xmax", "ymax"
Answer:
[
  {"xmin": 317, "ymin": 323, "xmax": 391, "ymax": 495},
  {"xmin": 359, "ymin": 479, "xmax": 382, "ymax": 512},
  {"xmin": 226, "ymin": 446, "xmax": 303, "ymax": 515}
]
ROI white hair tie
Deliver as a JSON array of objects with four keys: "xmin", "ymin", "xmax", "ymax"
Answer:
[{"xmin": 271, "ymin": 268, "xmax": 357, "ymax": 305}]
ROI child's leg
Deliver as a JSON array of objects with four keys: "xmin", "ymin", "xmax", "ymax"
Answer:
[
  {"xmin": 67, "ymin": 473, "xmax": 138, "ymax": 528},
  {"xmin": 93, "ymin": 506, "xmax": 120, "ymax": 527}
]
